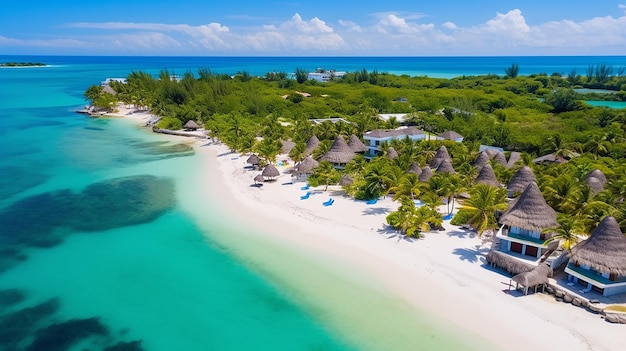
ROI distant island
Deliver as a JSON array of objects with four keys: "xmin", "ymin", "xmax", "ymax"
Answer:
[{"xmin": 0, "ymin": 62, "xmax": 47, "ymax": 67}]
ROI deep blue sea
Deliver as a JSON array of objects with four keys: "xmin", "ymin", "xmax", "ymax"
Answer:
[{"xmin": 0, "ymin": 55, "xmax": 622, "ymax": 351}]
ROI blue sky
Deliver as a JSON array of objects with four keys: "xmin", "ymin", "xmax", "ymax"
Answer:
[{"xmin": 2, "ymin": 1, "xmax": 626, "ymax": 56}]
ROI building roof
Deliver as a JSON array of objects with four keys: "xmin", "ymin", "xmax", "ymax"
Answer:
[
  {"xmin": 418, "ymin": 167, "xmax": 433, "ymax": 182},
  {"xmin": 438, "ymin": 130, "xmax": 463, "ymax": 140},
  {"xmin": 473, "ymin": 151, "xmax": 490, "ymax": 168},
  {"xmin": 430, "ymin": 145, "xmax": 451, "ymax": 169},
  {"xmin": 499, "ymin": 182, "xmax": 558, "ymax": 232},
  {"xmin": 569, "ymin": 216, "xmax": 626, "ymax": 276},
  {"xmin": 507, "ymin": 166, "xmax": 536, "ymax": 194},
  {"xmin": 386, "ymin": 147, "xmax": 399, "ymax": 160},
  {"xmin": 512, "ymin": 264, "xmax": 553, "ymax": 288},
  {"xmin": 407, "ymin": 162, "xmax": 422, "ymax": 175},
  {"xmin": 281, "ymin": 139, "xmax": 295, "ymax": 154},
  {"xmin": 347, "ymin": 134, "xmax": 367, "ymax": 153},
  {"xmin": 261, "ymin": 164, "xmax": 280, "ymax": 178},
  {"xmin": 320, "ymin": 135, "xmax": 356, "ymax": 164},
  {"xmin": 305, "ymin": 135, "xmax": 320, "ymax": 155},
  {"xmin": 183, "ymin": 120, "xmax": 200, "ymax": 130},
  {"xmin": 491, "ymin": 151, "xmax": 507, "ymax": 166},
  {"xmin": 294, "ymin": 156, "xmax": 319, "ymax": 175},
  {"xmin": 435, "ymin": 158, "xmax": 455, "ymax": 174},
  {"xmin": 339, "ymin": 174, "xmax": 354, "ymax": 186},
  {"xmin": 506, "ymin": 152, "xmax": 522, "ymax": 168},
  {"xmin": 486, "ymin": 250, "xmax": 535, "ymax": 275},
  {"xmin": 475, "ymin": 163, "xmax": 500, "ymax": 187},
  {"xmin": 102, "ymin": 84, "xmax": 117, "ymax": 95},
  {"xmin": 364, "ymin": 127, "xmax": 425, "ymax": 139}
]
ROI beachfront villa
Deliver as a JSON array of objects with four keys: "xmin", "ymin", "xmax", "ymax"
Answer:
[
  {"xmin": 291, "ymin": 156, "xmax": 319, "ymax": 182},
  {"xmin": 363, "ymin": 127, "xmax": 426, "ymax": 158},
  {"xmin": 495, "ymin": 182, "xmax": 562, "ymax": 267},
  {"xmin": 565, "ymin": 216, "xmax": 626, "ymax": 296},
  {"xmin": 308, "ymin": 69, "xmax": 346, "ymax": 82},
  {"xmin": 437, "ymin": 130, "xmax": 464, "ymax": 143},
  {"xmin": 320, "ymin": 135, "xmax": 356, "ymax": 169}
]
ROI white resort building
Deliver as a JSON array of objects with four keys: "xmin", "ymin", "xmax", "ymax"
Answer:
[
  {"xmin": 308, "ymin": 69, "xmax": 346, "ymax": 82},
  {"xmin": 363, "ymin": 127, "xmax": 426, "ymax": 158}
]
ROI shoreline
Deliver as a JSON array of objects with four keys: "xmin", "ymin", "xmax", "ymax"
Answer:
[{"xmin": 112, "ymin": 107, "xmax": 622, "ymax": 351}]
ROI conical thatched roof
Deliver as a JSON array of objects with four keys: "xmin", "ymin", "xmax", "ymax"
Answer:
[
  {"xmin": 435, "ymin": 157, "xmax": 455, "ymax": 174},
  {"xmin": 512, "ymin": 263, "xmax": 553, "ymax": 288},
  {"xmin": 281, "ymin": 139, "xmax": 295, "ymax": 154},
  {"xmin": 183, "ymin": 120, "xmax": 199, "ymax": 130},
  {"xmin": 584, "ymin": 169, "xmax": 607, "ymax": 185},
  {"xmin": 473, "ymin": 151, "xmax": 490, "ymax": 168},
  {"xmin": 305, "ymin": 135, "xmax": 320, "ymax": 155},
  {"xmin": 102, "ymin": 84, "xmax": 117, "ymax": 95},
  {"xmin": 569, "ymin": 216, "xmax": 626, "ymax": 276},
  {"xmin": 492, "ymin": 151, "xmax": 507, "ymax": 166},
  {"xmin": 407, "ymin": 162, "xmax": 422, "ymax": 175},
  {"xmin": 347, "ymin": 134, "xmax": 367, "ymax": 153},
  {"xmin": 253, "ymin": 174, "xmax": 265, "ymax": 183},
  {"xmin": 506, "ymin": 152, "xmax": 522, "ymax": 168},
  {"xmin": 261, "ymin": 164, "xmax": 280, "ymax": 178},
  {"xmin": 295, "ymin": 156, "xmax": 319, "ymax": 174},
  {"xmin": 438, "ymin": 130, "xmax": 463, "ymax": 140},
  {"xmin": 339, "ymin": 174, "xmax": 354, "ymax": 186},
  {"xmin": 418, "ymin": 167, "xmax": 433, "ymax": 182},
  {"xmin": 430, "ymin": 145, "xmax": 450, "ymax": 169},
  {"xmin": 475, "ymin": 163, "xmax": 500, "ymax": 187},
  {"xmin": 246, "ymin": 154, "xmax": 260, "ymax": 165},
  {"xmin": 585, "ymin": 177, "xmax": 605, "ymax": 194},
  {"xmin": 507, "ymin": 166, "xmax": 536, "ymax": 194},
  {"xmin": 499, "ymin": 182, "xmax": 558, "ymax": 232},
  {"xmin": 320, "ymin": 135, "xmax": 356, "ymax": 164},
  {"xmin": 386, "ymin": 147, "xmax": 399, "ymax": 160}
]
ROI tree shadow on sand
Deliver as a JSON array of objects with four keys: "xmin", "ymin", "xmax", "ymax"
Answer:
[{"xmin": 452, "ymin": 244, "xmax": 489, "ymax": 263}]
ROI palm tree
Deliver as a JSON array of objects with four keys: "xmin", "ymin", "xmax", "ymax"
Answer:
[
  {"xmin": 584, "ymin": 134, "xmax": 609, "ymax": 159},
  {"xmin": 543, "ymin": 214, "xmax": 586, "ymax": 252},
  {"xmin": 542, "ymin": 173, "xmax": 582, "ymax": 214},
  {"xmin": 386, "ymin": 197, "xmax": 442, "ymax": 238},
  {"xmin": 461, "ymin": 184, "xmax": 508, "ymax": 236},
  {"xmin": 390, "ymin": 173, "xmax": 422, "ymax": 201},
  {"xmin": 363, "ymin": 161, "xmax": 390, "ymax": 199},
  {"xmin": 541, "ymin": 134, "xmax": 576, "ymax": 161},
  {"xmin": 308, "ymin": 161, "xmax": 340, "ymax": 191},
  {"xmin": 255, "ymin": 138, "xmax": 281, "ymax": 164}
]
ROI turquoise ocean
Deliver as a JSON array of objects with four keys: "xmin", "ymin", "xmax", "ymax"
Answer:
[{"xmin": 0, "ymin": 56, "xmax": 624, "ymax": 351}]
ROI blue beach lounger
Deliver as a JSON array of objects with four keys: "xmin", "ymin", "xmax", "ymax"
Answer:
[
  {"xmin": 300, "ymin": 192, "xmax": 311, "ymax": 200},
  {"xmin": 366, "ymin": 198, "xmax": 378, "ymax": 205},
  {"xmin": 322, "ymin": 198, "xmax": 334, "ymax": 206},
  {"xmin": 300, "ymin": 184, "xmax": 310, "ymax": 190}
]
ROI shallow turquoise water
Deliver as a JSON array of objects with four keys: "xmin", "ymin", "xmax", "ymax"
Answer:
[{"xmin": 584, "ymin": 100, "xmax": 626, "ymax": 109}]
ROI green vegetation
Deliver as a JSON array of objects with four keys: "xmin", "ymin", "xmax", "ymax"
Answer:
[
  {"xmin": 0, "ymin": 62, "xmax": 46, "ymax": 67},
  {"xmin": 84, "ymin": 65, "xmax": 626, "ymax": 237}
]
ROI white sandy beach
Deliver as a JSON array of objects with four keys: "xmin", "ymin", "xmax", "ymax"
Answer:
[{"xmin": 115, "ymin": 107, "xmax": 622, "ymax": 351}]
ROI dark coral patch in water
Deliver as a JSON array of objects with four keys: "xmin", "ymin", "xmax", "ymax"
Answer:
[
  {"xmin": 0, "ymin": 175, "xmax": 175, "ymax": 272},
  {"xmin": 104, "ymin": 340, "xmax": 145, "ymax": 351},
  {"xmin": 26, "ymin": 317, "xmax": 109, "ymax": 351},
  {"xmin": 0, "ymin": 289, "xmax": 26, "ymax": 308},
  {"xmin": 0, "ymin": 166, "xmax": 49, "ymax": 199},
  {"xmin": 0, "ymin": 298, "xmax": 59, "ymax": 348}
]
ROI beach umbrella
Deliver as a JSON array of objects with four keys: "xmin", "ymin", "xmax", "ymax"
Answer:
[
  {"xmin": 506, "ymin": 166, "xmax": 536, "ymax": 195},
  {"xmin": 246, "ymin": 154, "xmax": 260, "ymax": 166},
  {"xmin": 499, "ymin": 182, "xmax": 558, "ymax": 233},
  {"xmin": 569, "ymin": 216, "xmax": 626, "ymax": 276},
  {"xmin": 305, "ymin": 135, "xmax": 320, "ymax": 155},
  {"xmin": 261, "ymin": 164, "xmax": 280, "ymax": 180},
  {"xmin": 183, "ymin": 120, "xmax": 200, "ymax": 130},
  {"xmin": 339, "ymin": 174, "xmax": 354, "ymax": 187},
  {"xmin": 407, "ymin": 162, "xmax": 422, "ymax": 175},
  {"xmin": 347, "ymin": 134, "xmax": 367, "ymax": 153},
  {"xmin": 320, "ymin": 135, "xmax": 356, "ymax": 164},
  {"xmin": 474, "ymin": 163, "xmax": 500, "ymax": 187},
  {"xmin": 253, "ymin": 174, "xmax": 265, "ymax": 184}
]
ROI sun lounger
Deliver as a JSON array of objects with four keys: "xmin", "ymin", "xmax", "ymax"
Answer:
[
  {"xmin": 366, "ymin": 199, "xmax": 377, "ymax": 205},
  {"xmin": 300, "ymin": 192, "xmax": 311, "ymax": 200},
  {"xmin": 322, "ymin": 198, "xmax": 334, "ymax": 206},
  {"xmin": 300, "ymin": 184, "xmax": 310, "ymax": 190}
]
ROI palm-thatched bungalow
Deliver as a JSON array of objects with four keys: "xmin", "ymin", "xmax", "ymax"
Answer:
[
  {"xmin": 511, "ymin": 263, "xmax": 553, "ymax": 295},
  {"xmin": 437, "ymin": 130, "xmax": 464, "ymax": 142},
  {"xmin": 363, "ymin": 127, "xmax": 426, "ymax": 158},
  {"xmin": 474, "ymin": 163, "xmax": 500, "ymax": 187},
  {"xmin": 506, "ymin": 166, "xmax": 536, "ymax": 197},
  {"xmin": 473, "ymin": 151, "xmax": 490, "ymax": 169},
  {"xmin": 320, "ymin": 135, "xmax": 356, "ymax": 169},
  {"xmin": 496, "ymin": 182, "xmax": 559, "ymax": 263},
  {"xmin": 430, "ymin": 145, "xmax": 451, "ymax": 169},
  {"xmin": 339, "ymin": 174, "xmax": 354, "ymax": 187},
  {"xmin": 183, "ymin": 120, "xmax": 200, "ymax": 131},
  {"xmin": 102, "ymin": 84, "xmax": 117, "ymax": 95},
  {"xmin": 418, "ymin": 167, "xmax": 433, "ymax": 182},
  {"xmin": 506, "ymin": 152, "xmax": 522, "ymax": 168},
  {"xmin": 491, "ymin": 151, "xmax": 507, "ymax": 167},
  {"xmin": 292, "ymin": 156, "xmax": 319, "ymax": 182},
  {"xmin": 565, "ymin": 216, "xmax": 626, "ymax": 296},
  {"xmin": 281, "ymin": 139, "xmax": 295, "ymax": 155},
  {"xmin": 261, "ymin": 164, "xmax": 280, "ymax": 180},
  {"xmin": 305, "ymin": 135, "xmax": 320, "ymax": 155},
  {"xmin": 386, "ymin": 147, "xmax": 399, "ymax": 160},
  {"xmin": 246, "ymin": 154, "xmax": 260, "ymax": 168},
  {"xmin": 407, "ymin": 162, "xmax": 422, "ymax": 175},
  {"xmin": 347, "ymin": 134, "xmax": 367, "ymax": 154},
  {"xmin": 435, "ymin": 157, "xmax": 455, "ymax": 174}
]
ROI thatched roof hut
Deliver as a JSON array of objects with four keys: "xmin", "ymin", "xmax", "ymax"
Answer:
[
  {"xmin": 253, "ymin": 174, "xmax": 265, "ymax": 184},
  {"xmin": 430, "ymin": 145, "xmax": 450, "ymax": 169},
  {"xmin": 246, "ymin": 154, "xmax": 260, "ymax": 166},
  {"xmin": 339, "ymin": 174, "xmax": 354, "ymax": 187},
  {"xmin": 407, "ymin": 162, "xmax": 422, "ymax": 175},
  {"xmin": 435, "ymin": 158, "xmax": 455, "ymax": 174},
  {"xmin": 585, "ymin": 176, "xmax": 605, "ymax": 194},
  {"xmin": 511, "ymin": 264, "xmax": 553, "ymax": 294},
  {"xmin": 491, "ymin": 151, "xmax": 507, "ymax": 166},
  {"xmin": 261, "ymin": 164, "xmax": 280, "ymax": 179},
  {"xmin": 294, "ymin": 156, "xmax": 319, "ymax": 175},
  {"xmin": 507, "ymin": 166, "xmax": 536, "ymax": 194},
  {"xmin": 347, "ymin": 134, "xmax": 367, "ymax": 153},
  {"xmin": 499, "ymin": 182, "xmax": 558, "ymax": 232},
  {"xmin": 584, "ymin": 169, "xmax": 607, "ymax": 185},
  {"xmin": 305, "ymin": 135, "xmax": 320, "ymax": 155},
  {"xmin": 506, "ymin": 152, "xmax": 522, "ymax": 168},
  {"xmin": 438, "ymin": 130, "xmax": 463, "ymax": 141},
  {"xmin": 281, "ymin": 139, "xmax": 295, "ymax": 154},
  {"xmin": 486, "ymin": 251, "xmax": 535, "ymax": 275},
  {"xmin": 473, "ymin": 151, "xmax": 490, "ymax": 168},
  {"xmin": 102, "ymin": 84, "xmax": 117, "ymax": 95},
  {"xmin": 386, "ymin": 147, "xmax": 399, "ymax": 160},
  {"xmin": 418, "ymin": 167, "xmax": 433, "ymax": 182},
  {"xmin": 183, "ymin": 120, "xmax": 200, "ymax": 130},
  {"xmin": 475, "ymin": 163, "xmax": 500, "ymax": 187},
  {"xmin": 320, "ymin": 135, "xmax": 356, "ymax": 164},
  {"xmin": 569, "ymin": 216, "xmax": 626, "ymax": 276}
]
